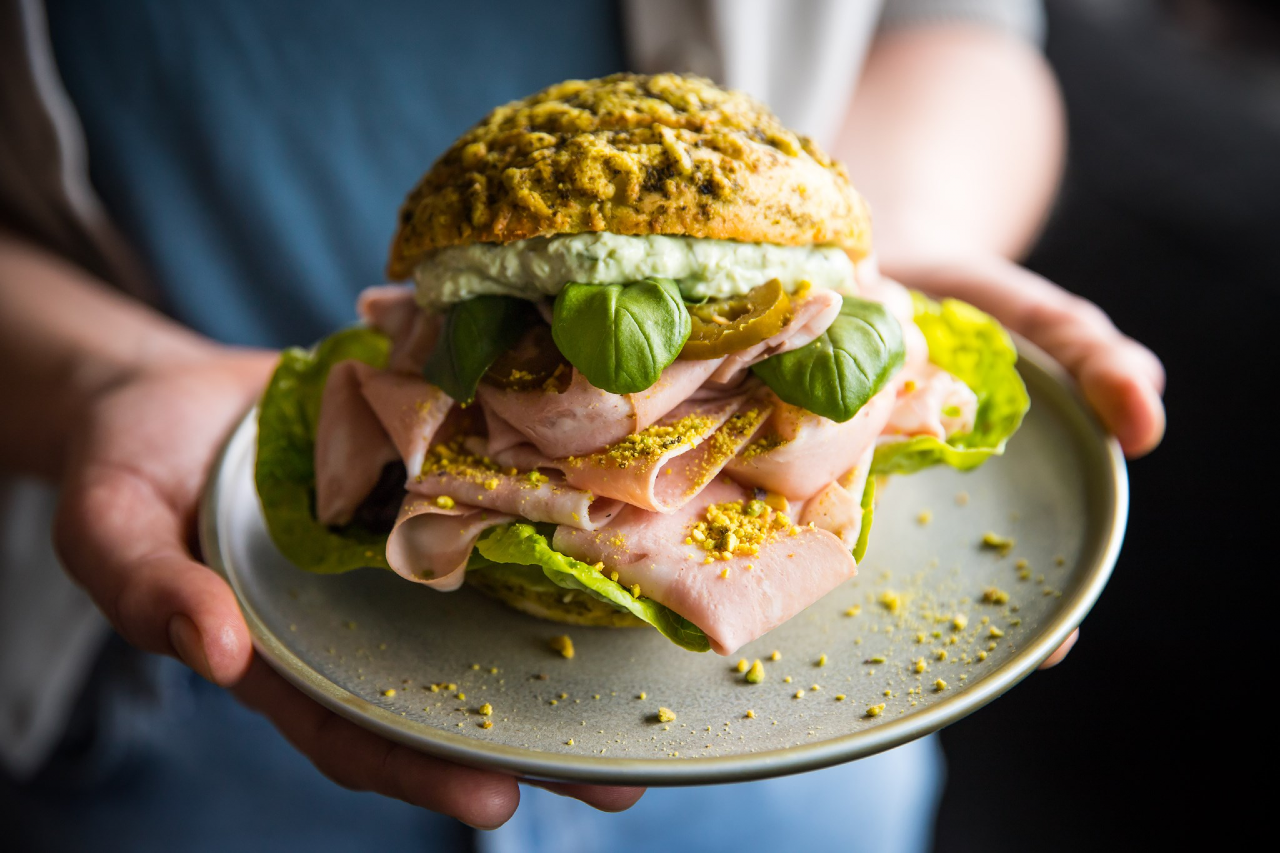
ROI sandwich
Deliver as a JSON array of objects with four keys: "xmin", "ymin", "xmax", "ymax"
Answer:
[{"xmin": 255, "ymin": 74, "xmax": 1028, "ymax": 656}]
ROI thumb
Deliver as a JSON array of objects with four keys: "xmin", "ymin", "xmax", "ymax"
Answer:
[{"xmin": 55, "ymin": 461, "xmax": 252, "ymax": 685}]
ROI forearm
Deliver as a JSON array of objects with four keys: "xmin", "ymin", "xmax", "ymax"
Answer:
[
  {"xmin": 836, "ymin": 22, "xmax": 1066, "ymax": 267},
  {"xmin": 0, "ymin": 231, "xmax": 215, "ymax": 479}
]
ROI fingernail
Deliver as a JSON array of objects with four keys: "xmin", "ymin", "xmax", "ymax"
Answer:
[{"xmin": 169, "ymin": 614, "xmax": 212, "ymax": 680}]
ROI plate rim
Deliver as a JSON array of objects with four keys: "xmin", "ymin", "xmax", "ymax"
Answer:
[{"xmin": 199, "ymin": 340, "xmax": 1127, "ymax": 785}]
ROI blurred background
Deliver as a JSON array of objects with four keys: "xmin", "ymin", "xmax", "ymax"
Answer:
[{"xmin": 934, "ymin": 1, "xmax": 1271, "ymax": 848}]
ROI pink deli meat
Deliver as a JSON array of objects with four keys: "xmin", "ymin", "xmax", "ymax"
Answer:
[
  {"xmin": 356, "ymin": 365, "xmax": 453, "ymax": 477},
  {"xmin": 799, "ymin": 446, "xmax": 875, "ymax": 549},
  {"xmin": 475, "ymin": 359, "xmax": 725, "ymax": 459},
  {"xmin": 559, "ymin": 396, "xmax": 771, "ymax": 512},
  {"xmin": 406, "ymin": 461, "xmax": 622, "ymax": 530},
  {"xmin": 553, "ymin": 477, "xmax": 857, "ymax": 656},
  {"xmin": 385, "ymin": 498, "xmax": 513, "ymax": 591},
  {"xmin": 726, "ymin": 385, "xmax": 896, "ymax": 501},
  {"xmin": 314, "ymin": 360, "xmax": 399, "ymax": 526}
]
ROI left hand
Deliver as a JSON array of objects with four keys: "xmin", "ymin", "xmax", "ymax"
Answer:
[{"xmin": 886, "ymin": 253, "xmax": 1165, "ymax": 669}]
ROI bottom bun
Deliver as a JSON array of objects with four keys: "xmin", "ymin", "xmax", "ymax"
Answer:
[{"xmin": 465, "ymin": 570, "xmax": 646, "ymax": 628}]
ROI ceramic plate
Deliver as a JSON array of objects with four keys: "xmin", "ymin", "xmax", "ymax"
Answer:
[{"xmin": 199, "ymin": 340, "xmax": 1125, "ymax": 785}]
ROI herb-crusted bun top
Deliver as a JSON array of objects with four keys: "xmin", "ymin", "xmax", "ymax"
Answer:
[{"xmin": 387, "ymin": 73, "xmax": 872, "ymax": 279}]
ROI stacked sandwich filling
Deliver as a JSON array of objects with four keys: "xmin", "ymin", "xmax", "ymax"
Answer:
[
  {"xmin": 253, "ymin": 74, "xmax": 1028, "ymax": 656},
  {"xmin": 305, "ymin": 234, "xmax": 977, "ymax": 655}
]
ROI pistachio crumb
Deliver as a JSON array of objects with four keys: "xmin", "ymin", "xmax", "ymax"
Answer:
[
  {"xmin": 866, "ymin": 703, "xmax": 886, "ymax": 717},
  {"xmin": 878, "ymin": 590, "xmax": 901, "ymax": 613},
  {"xmin": 548, "ymin": 634, "xmax": 575, "ymax": 659},
  {"xmin": 745, "ymin": 659, "xmax": 765, "ymax": 684},
  {"xmin": 981, "ymin": 532, "xmax": 1016, "ymax": 556},
  {"xmin": 982, "ymin": 587, "xmax": 1010, "ymax": 605}
]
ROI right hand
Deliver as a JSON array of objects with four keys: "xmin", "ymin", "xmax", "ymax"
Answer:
[{"xmin": 53, "ymin": 346, "xmax": 643, "ymax": 827}]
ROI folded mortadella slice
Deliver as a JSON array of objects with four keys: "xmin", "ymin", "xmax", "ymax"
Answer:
[
  {"xmin": 560, "ymin": 396, "xmax": 771, "ymax": 512},
  {"xmin": 406, "ymin": 457, "xmax": 622, "ymax": 530},
  {"xmin": 799, "ymin": 446, "xmax": 875, "ymax": 549},
  {"xmin": 356, "ymin": 285, "xmax": 442, "ymax": 374},
  {"xmin": 475, "ymin": 359, "xmax": 726, "ymax": 459},
  {"xmin": 883, "ymin": 362, "xmax": 978, "ymax": 440},
  {"xmin": 314, "ymin": 360, "xmax": 399, "ymax": 526},
  {"xmin": 553, "ymin": 477, "xmax": 856, "ymax": 656},
  {"xmin": 727, "ymin": 386, "xmax": 896, "ymax": 501},
  {"xmin": 386, "ymin": 498, "xmax": 513, "ymax": 591},
  {"xmin": 357, "ymin": 285, "xmax": 418, "ymax": 339},
  {"xmin": 356, "ymin": 365, "xmax": 454, "ymax": 477}
]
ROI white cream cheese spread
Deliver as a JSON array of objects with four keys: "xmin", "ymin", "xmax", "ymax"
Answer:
[{"xmin": 412, "ymin": 233, "xmax": 856, "ymax": 308}]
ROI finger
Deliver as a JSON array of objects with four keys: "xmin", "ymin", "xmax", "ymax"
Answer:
[
  {"xmin": 520, "ymin": 779, "xmax": 647, "ymax": 812},
  {"xmin": 1038, "ymin": 628, "xmax": 1079, "ymax": 669},
  {"xmin": 1079, "ymin": 348, "xmax": 1167, "ymax": 458},
  {"xmin": 900, "ymin": 258, "xmax": 1167, "ymax": 457},
  {"xmin": 233, "ymin": 658, "xmax": 520, "ymax": 828},
  {"xmin": 54, "ymin": 461, "xmax": 252, "ymax": 685}
]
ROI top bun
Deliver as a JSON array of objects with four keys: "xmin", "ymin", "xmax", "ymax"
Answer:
[{"xmin": 387, "ymin": 73, "xmax": 871, "ymax": 279}]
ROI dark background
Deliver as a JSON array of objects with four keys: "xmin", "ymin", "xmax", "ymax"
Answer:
[{"xmin": 934, "ymin": 1, "xmax": 1272, "ymax": 848}]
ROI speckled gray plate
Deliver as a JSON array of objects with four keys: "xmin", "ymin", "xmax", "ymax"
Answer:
[{"xmin": 199, "ymin": 340, "xmax": 1126, "ymax": 786}]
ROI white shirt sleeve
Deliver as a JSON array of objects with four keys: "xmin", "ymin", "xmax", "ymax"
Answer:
[{"xmin": 623, "ymin": 0, "xmax": 1044, "ymax": 148}]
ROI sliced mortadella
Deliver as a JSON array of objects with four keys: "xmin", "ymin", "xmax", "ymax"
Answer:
[
  {"xmin": 553, "ymin": 477, "xmax": 856, "ymax": 656},
  {"xmin": 356, "ymin": 364, "xmax": 454, "ymax": 477},
  {"xmin": 704, "ymin": 288, "xmax": 843, "ymax": 387},
  {"xmin": 884, "ymin": 362, "xmax": 978, "ymax": 440},
  {"xmin": 629, "ymin": 358, "xmax": 726, "ymax": 429},
  {"xmin": 356, "ymin": 285, "xmax": 442, "ymax": 374},
  {"xmin": 475, "ymin": 359, "xmax": 726, "ymax": 459},
  {"xmin": 407, "ymin": 465, "xmax": 621, "ymax": 530},
  {"xmin": 314, "ymin": 360, "xmax": 399, "ymax": 526},
  {"xmin": 482, "ymin": 406, "xmax": 530, "ymax": 457},
  {"xmin": 476, "ymin": 371, "xmax": 635, "ymax": 458},
  {"xmin": 726, "ymin": 385, "xmax": 896, "ymax": 501},
  {"xmin": 800, "ymin": 446, "xmax": 874, "ymax": 550},
  {"xmin": 385, "ymin": 498, "xmax": 514, "ymax": 591},
  {"xmin": 561, "ymin": 396, "xmax": 771, "ymax": 512},
  {"xmin": 357, "ymin": 285, "xmax": 418, "ymax": 339}
]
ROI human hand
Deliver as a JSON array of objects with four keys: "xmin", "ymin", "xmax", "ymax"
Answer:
[
  {"xmin": 52, "ymin": 347, "xmax": 643, "ymax": 826},
  {"xmin": 885, "ymin": 253, "xmax": 1166, "ymax": 458},
  {"xmin": 883, "ymin": 253, "xmax": 1165, "ymax": 670}
]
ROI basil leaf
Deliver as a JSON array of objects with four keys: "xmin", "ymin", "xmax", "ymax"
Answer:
[
  {"xmin": 422, "ymin": 295, "xmax": 536, "ymax": 403},
  {"xmin": 551, "ymin": 278, "xmax": 691, "ymax": 394},
  {"xmin": 752, "ymin": 295, "xmax": 905, "ymax": 422}
]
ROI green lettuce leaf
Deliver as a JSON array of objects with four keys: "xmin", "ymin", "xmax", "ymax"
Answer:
[
  {"xmin": 474, "ymin": 523, "xmax": 711, "ymax": 652},
  {"xmin": 872, "ymin": 293, "xmax": 1030, "ymax": 475},
  {"xmin": 255, "ymin": 326, "xmax": 392, "ymax": 573},
  {"xmin": 852, "ymin": 475, "xmax": 876, "ymax": 564}
]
